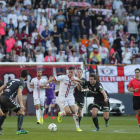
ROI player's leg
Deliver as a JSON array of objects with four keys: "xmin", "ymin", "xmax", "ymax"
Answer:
[
  {"xmin": 103, "ymin": 112, "xmax": 109, "ymax": 127},
  {"xmin": 34, "ymin": 98, "xmax": 41, "ymax": 124},
  {"xmin": 50, "ymin": 98, "xmax": 55, "ymax": 119},
  {"xmin": 136, "ymin": 109, "xmax": 140, "ymax": 127},
  {"xmin": 0, "ymin": 108, "xmax": 3, "ymax": 131},
  {"xmin": 40, "ymin": 98, "xmax": 45, "ymax": 124},
  {"xmin": 92, "ymin": 105, "xmax": 100, "ymax": 131},
  {"xmin": 44, "ymin": 97, "xmax": 51, "ymax": 119},
  {"xmin": 78, "ymin": 106, "xmax": 82, "ymax": 126}
]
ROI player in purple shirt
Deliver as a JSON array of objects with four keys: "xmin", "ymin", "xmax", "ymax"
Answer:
[{"xmin": 44, "ymin": 76, "xmax": 56, "ymax": 119}]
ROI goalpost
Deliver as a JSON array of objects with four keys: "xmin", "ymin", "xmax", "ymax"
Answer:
[{"xmin": 0, "ymin": 62, "xmax": 84, "ymax": 116}]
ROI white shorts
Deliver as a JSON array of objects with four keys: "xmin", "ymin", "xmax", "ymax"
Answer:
[
  {"xmin": 59, "ymin": 96, "xmax": 74, "ymax": 108},
  {"xmin": 34, "ymin": 98, "xmax": 45, "ymax": 106}
]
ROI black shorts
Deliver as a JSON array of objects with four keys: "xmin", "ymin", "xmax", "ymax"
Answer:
[
  {"xmin": 75, "ymin": 97, "xmax": 84, "ymax": 108},
  {"xmin": 133, "ymin": 96, "xmax": 140, "ymax": 110},
  {"xmin": 93, "ymin": 100, "xmax": 110, "ymax": 112},
  {"xmin": 0, "ymin": 95, "xmax": 20, "ymax": 113}
]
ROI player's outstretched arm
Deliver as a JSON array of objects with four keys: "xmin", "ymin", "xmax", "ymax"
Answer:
[
  {"xmin": 40, "ymin": 77, "xmax": 55, "ymax": 88},
  {"xmin": 0, "ymin": 84, "xmax": 7, "ymax": 94},
  {"xmin": 17, "ymin": 88, "xmax": 26, "ymax": 111},
  {"xmin": 42, "ymin": 85, "xmax": 50, "ymax": 89},
  {"xmin": 73, "ymin": 78, "xmax": 83, "ymax": 83},
  {"xmin": 100, "ymin": 90, "xmax": 108, "ymax": 103},
  {"xmin": 128, "ymin": 87, "xmax": 139, "ymax": 92}
]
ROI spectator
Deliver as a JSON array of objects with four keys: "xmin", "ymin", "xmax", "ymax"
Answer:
[
  {"xmin": 96, "ymin": 21, "xmax": 107, "ymax": 37},
  {"xmin": 110, "ymin": 52, "xmax": 119, "ymax": 64},
  {"xmin": 7, "ymin": 8, "xmax": 18, "ymax": 28},
  {"xmin": 1, "ymin": 12, "xmax": 7, "ymax": 24},
  {"xmin": 37, "ymin": 4, "xmax": 45, "ymax": 16},
  {"xmin": 0, "ymin": 18, "xmax": 6, "ymax": 46},
  {"xmin": 41, "ymin": 25, "xmax": 51, "ymax": 47},
  {"xmin": 69, "ymin": 51, "xmax": 79, "ymax": 62},
  {"xmin": 127, "ymin": 12, "xmax": 135, "ymax": 21},
  {"xmin": 87, "ymin": 41, "xmax": 94, "ymax": 58},
  {"xmin": 37, "ymin": 20, "xmax": 45, "ymax": 34},
  {"xmin": 118, "ymin": 27, "xmax": 124, "ymax": 39},
  {"xmin": 56, "ymin": 50, "xmax": 67, "ymax": 62},
  {"xmin": 130, "ymin": 43, "xmax": 139, "ymax": 57},
  {"xmin": 99, "ymin": 43, "xmax": 109, "ymax": 64},
  {"xmin": 82, "ymin": 11, "xmax": 92, "ymax": 40},
  {"xmin": 36, "ymin": 50, "xmax": 44, "ymax": 62},
  {"xmin": 37, "ymin": 12, "xmax": 47, "ymax": 27},
  {"xmin": 107, "ymin": 26, "xmax": 116, "ymax": 39},
  {"xmin": 81, "ymin": 35, "xmax": 89, "ymax": 48},
  {"xmin": 7, "ymin": 19, "xmax": 14, "ymax": 37},
  {"xmin": 28, "ymin": 10, "xmax": 36, "ymax": 32},
  {"xmin": 12, "ymin": 29, "xmax": 20, "ymax": 40},
  {"xmin": 11, "ymin": 49, "xmax": 18, "ymax": 62},
  {"xmin": 12, "ymin": 42, "xmax": 21, "ymax": 55},
  {"xmin": 2, "ymin": 53, "xmax": 12, "ymax": 62},
  {"xmin": 21, "ymin": 29, "xmax": 28, "ymax": 44},
  {"xmin": 113, "ymin": 0, "xmax": 123, "ymax": 10},
  {"xmin": 123, "ymin": 0, "xmax": 131, "ymax": 12},
  {"xmin": 56, "ymin": 9, "xmax": 66, "ymax": 33},
  {"xmin": 101, "ymin": 34, "xmax": 110, "ymax": 49},
  {"xmin": 46, "ymin": 5, "xmax": 56, "ymax": 19},
  {"xmin": 115, "ymin": 5, "xmax": 126, "ymax": 19},
  {"xmin": 25, "ymin": 43, "xmax": 34, "ymax": 57},
  {"xmin": 114, "ymin": 21, "xmax": 123, "ymax": 32},
  {"xmin": 51, "ymin": 25, "xmax": 61, "ymax": 50},
  {"xmin": 26, "ymin": 53, "xmax": 35, "ymax": 62},
  {"xmin": 89, "ymin": 48, "xmax": 101, "ymax": 64},
  {"xmin": 71, "ymin": 9, "xmax": 80, "ymax": 44},
  {"xmin": 47, "ymin": 16, "xmax": 56, "ymax": 32},
  {"xmin": 122, "ymin": 47, "xmax": 132, "ymax": 64},
  {"xmin": 44, "ymin": 50, "xmax": 55, "ymax": 62},
  {"xmin": 133, "ymin": 51, "xmax": 140, "ymax": 64},
  {"xmin": 22, "ymin": 20, "xmax": 32, "ymax": 36},
  {"xmin": 63, "ymin": 27, "xmax": 70, "ymax": 50},
  {"xmin": 79, "ymin": 42, "xmax": 87, "ymax": 63},
  {"xmin": 5, "ymin": 36, "xmax": 15, "ymax": 54},
  {"xmin": 49, "ymin": 42, "xmax": 57, "ymax": 56},
  {"xmin": 31, "ymin": 28, "xmax": 38, "ymax": 44},
  {"xmin": 35, "ymin": 42, "xmax": 45, "ymax": 55},
  {"xmin": 18, "ymin": 10, "xmax": 27, "ymax": 34},
  {"xmin": 66, "ymin": 41, "xmax": 76, "ymax": 59}
]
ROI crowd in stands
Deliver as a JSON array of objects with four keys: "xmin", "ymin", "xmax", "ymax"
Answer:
[{"xmin": 0, "ymin": 0, "xmax": 140, "ymax": 65}]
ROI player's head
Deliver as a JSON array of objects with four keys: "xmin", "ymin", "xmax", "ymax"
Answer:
[
  {"xmin": 135, "ymin": 68, "xmax": 140, "ymax": 79},
  {"xmin": 77, "ymin": 68, "xmax": 83, "ymax": 78},
  {"xmin": 68, "ymin": 67, "xmax": 75, "ymax": 78},
  {"xmin": 37, "ymin": 70, "xmax": 42, "ymax": 78},
  {"xmin": 89, "ymin": 73, "xmax": 98, "ymax": 85},
  {"xmin": 21, "ymin": 70, "xmax": 29, "ymax": 81},
  {"xmin": 49, "ymin": 75, "xmax": 53, "ymax": 80}
]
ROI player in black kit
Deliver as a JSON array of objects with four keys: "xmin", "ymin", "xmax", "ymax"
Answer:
[
  {"xmin": 0, "ymin": 70, "xmax": 29, "ymax": 135},
  {"xmin": 80, "ymin": 73, "xmax": 110, "ymax": 131},
  {"xmin": 74, "ymin": 68, "xmax": 87, "ymax": 126}
]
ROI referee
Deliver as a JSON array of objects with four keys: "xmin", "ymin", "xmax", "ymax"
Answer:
[{"xmin": 128, "ymin": 68, "xmax": 140, "ymax": 127}]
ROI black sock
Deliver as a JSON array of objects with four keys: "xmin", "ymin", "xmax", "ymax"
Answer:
[
  {"xmin": 79, "ymin": 117, "xmax": 82, "ymax": 126},
  {"xmin": 92, "ymin": 117, "xmax": 99, "ymax": 129},
  {"xmin": 0, "ymin": 115, "xmax": 6, "ymax": 128},
  {"xmin": 104, "ymin": 118, "xmax": 109, "ymax": 123},
  {"xmin": 45, "ymin": 108, "xmax": 48, "ymax": 115},
  {"xmin": 51, "ymin": 107, "xmax": 54, "ymax": 117},
  {"xmin": 17, "ymin": 114, "xmax": 24, "ymax": 131}
]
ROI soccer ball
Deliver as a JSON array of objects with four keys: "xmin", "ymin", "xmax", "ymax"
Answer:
[{"xmin": 48, "ymin": 123, "xmax": 57, "ymax": 132}]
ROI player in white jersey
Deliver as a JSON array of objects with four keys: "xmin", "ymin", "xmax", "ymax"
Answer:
[
  {"xmin": 40, "ymin": 67, "xmax": 82, "ymax": 131},
  {"xmin": 30, "ymin": 70, "xmax": 49, "ymax": 124}
]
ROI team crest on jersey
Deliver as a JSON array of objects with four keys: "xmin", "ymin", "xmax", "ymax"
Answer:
[{"xmin": 94, "ymin": 87, "xmax": 96, "ymax": 91}]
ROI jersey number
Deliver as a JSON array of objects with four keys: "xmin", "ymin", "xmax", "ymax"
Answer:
[{"xmin": 7, "ymin": 81, "xmax": 15, "ymax": 88}]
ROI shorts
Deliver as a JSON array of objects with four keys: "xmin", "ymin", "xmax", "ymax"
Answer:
[
  {"xmin": 93, "ymin": 100, "xmax": 110, "ymax": 112},
  {"xmin": 0, "ymin": 95, "xmax": 20, "ymax": 113},
  {"xmin": 133, "ymin": 96, "xmax": 140, "ymax": 110},
  {"xmin": 59, "ymin": 96, "xmax": 74, "ymax": 108},
  {"xmin": 34, "ymin": 97, "xmax": 45, "ymax": 106},
  {"xmin": 75, "ymin": 97, "xmax": 84, "ymax": 108},
  {"xmin": 46, "ymin": 97, "xmax": 55, "ymax": 106}
]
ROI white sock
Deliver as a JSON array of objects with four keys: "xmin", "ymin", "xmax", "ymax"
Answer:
[
  {"xmin": 59, "ymin": 111, "xmax": 66, "ymax": 117},
  {"xmin": 40, "ymin": 109, "xmax": 43, "ymax": 118},
  {"xmin": 73, "ymin": 114, "xmax": 79, "ymax": 129},
  {"xmin": 36, "ymin": 109, "xmax": 40, "ymax": 121}
]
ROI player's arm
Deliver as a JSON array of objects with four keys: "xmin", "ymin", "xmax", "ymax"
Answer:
[
  {"xmin": 128, "ymin": 80, "xmax": 139, "ymax": 92},
  {"xmin": 0, "ymin": 84, "xmax": 7, "ymax": 94},
  {"xmin": 100, "ymin": 90, "xmax": 108, "ymax": 102},
  {"xmin": 17, "ymin": 87, "xmax": 26, "ymax": 111},
  {"xmin": 76, "ymin": 82, "xmax": 82, "ymax": 91},
  {"xmin": 42, "ymin": 85, "xmax": 50, "ymax": 89},
  {"xmin": 40, "ymin": 77, "xmax": 55, "ymax": 88}
]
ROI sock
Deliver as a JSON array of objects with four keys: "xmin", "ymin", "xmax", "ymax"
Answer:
[
  {"xmin": 0, "ymin": 115, "xmax": 6, "ymax": 128},
  {"xmin": 51, "ymin": 107, "xmax": 54, "ymax": 117},
  {"xmin": 92, "ymin": 117, "xmax": 99, "ymax": 129},
  {"xmin": 73, "ymin": 114, "xmax": 79, "ymax": 129},
  {"xmin": 17, "ymin": 114, "xmax": 24, "ymax": 131},
  {"xmin": 40, "ymin": 109, "xmax": 43, "ymax": 119},
  {"xmin": 79, "ymin": 117, "xmax": 82, "ymax": 126},
  {"xmin": 45, "ymin": 108, "xmax": 49, "ymax": 115},
  {"xmin": 59, "ymin": 111, "xmax": 66, "ymax": 117},
  {"xmin": 36, "ymin": 109, "xmax": 40, "ymax": 121},
  {"xmin": 136, "ymin": 115, "xmax": 140, "ymax": 124},
  {"xmin": 104, "ymin": 118, "xmax": 109, "ymax": 123}
]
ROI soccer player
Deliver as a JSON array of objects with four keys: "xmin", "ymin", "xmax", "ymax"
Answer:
[
  {"xmin": 0, "ymin": 80, "xmax": 3, "ymax": 134},
  {"xmin": 79, "ymin": 73, "xmax": 109, "ymax": 131},
  {"xmin": 40, "ymin": 67, "xmax": 82, "ymax": 131},
  {"xmin": 128, "ymin": 68, "xmax": 140, "ymax": 127},
  {"xmin": 74, "ymin": 68, "xmax": 87, "ymax": 126},
  {"xmin": 0, "ymin": 70, "xmax": 29, "ymax": 135},
  {"xmin": 30, "ymin": 70, "xmax": 49, "ymax": 124},
  {"xmin": 44, "ymin": 76, "xmax": 56, "ymax": 120}
]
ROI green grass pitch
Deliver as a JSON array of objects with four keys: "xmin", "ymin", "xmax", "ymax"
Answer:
[{"xmin": 0, "ymin": 116, "xmax": 140, "ymax": 140}]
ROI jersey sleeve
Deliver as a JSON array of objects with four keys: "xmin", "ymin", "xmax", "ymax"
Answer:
[
  {"xmin": 82, "ymin": 81, "xmax": 89, "ymax": 88},
  {"xmin": 128, "ymin": 80, "xmax": 133, "ymax": 88},
  {"xmin": 54, "ymin": 75, "xmax": 65, "ymax": 82},
  {"xmin": 19, "ymin": 81, "xmax": 25, "ymax": 90},
  {"xmin": 96, "ymin": 83, "xmax": 104, "ymax": 91},
  {"xmin": 30, "ymin": 78, "xmax": 34, "ymax": 86}
]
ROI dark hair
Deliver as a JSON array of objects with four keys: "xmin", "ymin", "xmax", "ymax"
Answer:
[
  {"xmin": 135, "ymin": 68, "xmax": 140, "ymax": 72},
  {"xmin": 21, "ymin": 70, "xmax": 29, "ymax": 78},
  {"xmin": 89, "ymin": 73, "xmax": 98, "ymax": 80},
  {"xmin": 68, "ymin": 67, "xmax": 75, "ymax": 70},
  {"xmin": 77, "ymin": 68, "xmax": 83, "ymax": 72}
]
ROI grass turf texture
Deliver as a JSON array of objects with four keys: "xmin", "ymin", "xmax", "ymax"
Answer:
[{"xmin": 0, "ymin": 116, "xmax": 140, "ymax": 140}]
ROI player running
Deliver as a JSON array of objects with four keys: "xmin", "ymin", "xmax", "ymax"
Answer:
[
  {"xmin": 0, "ymin": 80, "xmax": 3, "ymax": 134},
  {"xmin": 44, "ymin": 76, "xmax": 56, "ymax": 120},
  {"xmin": 128, "ymin": 68, "xmax": 140, "ymax": 127},
  {"xmin": 40, "ymin": 67, "xmax": 82, "ymax": 131},
  {"xmin": 78, "ymin": 73, "xmax": 110, "ymax": 131},
  {"xmin": 0, "ymin": 70, "xmax": 29, "ymax": 135},
  {"xmin": 74, "ymin": 68, "xmax": 87, "ymax": 126},
  {"xmin": 30, "ymin": 70, "xmax": 49, "ymax": 124}
]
